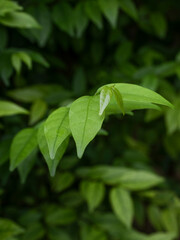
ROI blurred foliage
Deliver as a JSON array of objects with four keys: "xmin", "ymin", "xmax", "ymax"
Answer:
[{"xmin": 0, "ymin": 0, "xmax": 180, "ymax": 239}]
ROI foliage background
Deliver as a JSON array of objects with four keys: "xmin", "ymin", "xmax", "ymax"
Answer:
[{"xmin": 0, "ymin": 0, "xmax": 180, "ymax": 239}]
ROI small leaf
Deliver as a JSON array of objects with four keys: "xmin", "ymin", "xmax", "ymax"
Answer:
[
  {"xmin": 161, "ymin": 207, "xmax": 179, "ymax": 235},
  {"xmin": 0, "ymin": 100, "xmax": 28, "ymax": 117},
  {"xmin": 44, "ymin": 107, "xmax": 70, "ymax": 159},
  {"xmin": 85, "ymin": 1, "xmax": 103, "ymax": 29},
  {"xmin": 74, "ymin": 3, "xmax": 89, "ymax": 37},
  {"xmin": 11, "ymin": 53, "xmax": 22, "ymax": 73},
  {"xmin": 18, "ymin": 52, "xmax": 32, "ymax": 69},
  {"xmin": 0, "ymin": 12, "xmax": 41, "ymax": 28},
  {"xmin": 10, "ymin": 128, "xmax": 38, "ymax": 171},
  {"xmin": 29, "ymin": 99, "xmax": 47, "ymax": 125},
  {"xmin": 147, "ymin": 205, "xmax": 163, "ymax": 231},
  {"xmin": 99, "ymin": 86, "xmax": 112, "ymax": 115},
  {"xmin": 38, "ymin": 123, "xmax": 69, "ymax": 177},
  {"xmin": 80, "ymin": 180, "xmax": 105, "ymax": 212},
  {"xmin": 69, "ymin": 95, "xmax": 105, "ymax": 158},
  {"xmin": 150, "ymin": 12, "xmax": 167, "ymax": 39},
  {"xmin": 111, "ymin": 87, "xmax": 125, "ymax": 115},
  {"xmin": 98, "ymin": 0, "xmax": 119, "ymax": 27},
  {"xmin": 51, "ymin": 172, "xmax": 75, "ymax": 193},
  {"xmin": 110, "ymin": 187, "xmax": 134, "ymax": 228}
]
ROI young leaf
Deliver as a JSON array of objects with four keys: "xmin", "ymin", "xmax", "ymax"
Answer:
[
  {"xmin": 110, "ymin": 187, "xmax": 134, "ymax": 228},
  {"xmin": 99, "ymin": 86, "xmax": 112, "ymax": 116},
  {"xmin": 44, "ymin": 107, "xmax": 70, "ymax": 159},
  {"xmin": 119, "ymin": 0, "xmax": 138, "ymax": 21},
  {"xmin": 0, "ymin": 12, "xmax": 41, "ymax": 28},
  {"xmin": 38, "ymin": 123, "xmax": 69, "ymax": 177},
  {"xmin": 98, "ymin": 0, "xmax": 119, "ymax": 27},
  {"xmin": 111, "ymin": 86, "xmax": 125, "ymax": 115},
  {"xmin": 80, "ymin": 180, "xmax": 105, "ymax": 212},
  {"xmin": 85, "ymin": 1, "xmax": 103, "ymax": 29},
  {"xmin": 10, "ymin": 128, "xmax": 38, "ymax": 171},
  {"xmin": 69, "ymin": 95, "xmax": 105, "ymax": 158},
  {"xmin": 0, "ymin": 100, "xmax": 28, "ymax": 117}
]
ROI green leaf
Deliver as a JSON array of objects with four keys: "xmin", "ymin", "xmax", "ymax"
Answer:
[
  {"xmin": 51, "ymin": 172, "xmax": 75, "ymax": 193},
  {"xmin": 69, "ymin": 95, "xmax": 105, "ymax": 158},
  {"xmin": 0, "ymin": 100, "xmax": 28, "ymax": 117},
  {"xmin": 111, "ymin": 86, "xmax": 125, "ymax": 115},
  {"xmin": 0, "ymin": 138, "xmax": 11, "ymax": 166},
  {"xmin": 11, "ymin": 53, "xmax": 22, "ymax": 73},
  {"xmin": 119, "ymin": 170, "xmax": 164, "ymax": 190},
  {"xmin": 74, "ymin": 3, "xmax": 89, "ymax": 38},
  {"xmin": 150, "ymin": 12, "xmax": 167, "ymax": 39},
  {"xmin": 18, "ymin": 149, "xmax": 37, "ymax": 184},
  {"xmin": 10, "ymin": 128, "xmax": 38, "ymax": 171},
  {"xmin": 0, "ymin": 0, "xmax": 22, "ymax": 17},
  {"xmin": 17, "ymin": 52, "xmax": 32, "ymax": 69},
  {"xmin": 21, "ymin": 223, "xmax": 45, "ymax": 240},
  {"xmin": 0, "ymin": 218, "xmax": 24, "ymax": 240},
  {"xmin": 29, "ymin": 99, "xmax": 47, "ymax": 125},
  {"xmin": 99, "ymin": 86, "xmax": 112, "ymax": 116},
  {"xmin": 0, "ymin": 12, "xmax": 41, "ymax": 28},
  {"xmin": 161, "ymin": 207, "xmax": 179, "ymax": 235},
  {"xmin": 80, "ymin": 180, "xmax": 105, "ymax": 212},
  {"xmin": 38, "ymin": 123, "xmax": 69, "ymax": 177},
  {"xmin": 80, "ymin": 223, "xmax": 107, "ymax": 240},
  {"xmin": 119, "ymin": 0, "xmax": 138, "ymax": 20},
  {"xmin": 147, "ymin": 232, "xmax": 176, "ymax": 240},
  {"xmin": 48, "ymin": 228, "xmax": 71, "ymax": 240},
  {"xmin": 44, "ymin": 107, "xmax": 70, "ymax": 159},
  {"xmin": 98, "ymin": 0, "xmax": 119, "ymax": 27},
  {"xmin": 52, "ymin": 2, "xmax": 74, "ymax": 36},
  {"xmin": 45, "ymin": 205, "xmax": 76, "ymax": 226},
  {"xmin": 147, "ymin": 205, "xmax": 162, "ymax": 231},
  {"xmin": 85, "ymin": 1, "xmax": 103, "ymax": 29},
  {"xmin": 110, "ymin": 187, "xmax": 134, "ymax": 228}
]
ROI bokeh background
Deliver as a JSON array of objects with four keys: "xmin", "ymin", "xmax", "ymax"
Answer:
[{"xmin": 0, "ymin": 0, "xmax": 180, "ymax": 239}]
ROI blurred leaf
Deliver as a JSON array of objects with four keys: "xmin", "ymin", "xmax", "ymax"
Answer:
[
  {"xmin": 0, "ymin": 100, "xmax": 28, "ymax": 117},
  {"xmin": 51, "ymin": 172, "xmax": 75, "ymax": 193},
  {"xmin": 80, "ymin": 180, "xmax": 105, "ymax": 212},
  {"xmin": 110, "ymin": 187, "xmax": 134, "ymax": 228},
  {"xmin": 44, "ymin": 107, "xmax": 70, "ymax": 159},
  {"xmin": 0, "ymin": 12, "xmax": 40, "ymax": 28},
  {"xmin": 69, "ymin": 95, "xmax": 105, "ymax": 158},
  {"xmin": 0, "ymin": 138, "xmax": 11, "ymax": 165},
  {"xmin": 29, "ymin": 99, "xmax": 47, "ymax": 125},
  {"xmin": 21, "ymin": 223, "xmax": 45, "ymax": 240},
  {"xmin": 0, "ymin": 0, "xmax": 22, "ymax": 17},
  {"xmin": 74, "ymin": 3, "xmax": 88, "ymax": 37},
  {"xmin": 161, "ymin": 207, "xmax": 179, "ymax": 235},
  {"xmin": 52, "ymin": 2, "xmax": 74, "ymax": 36},
  {"xmin": 80, "ymin": 223, "xmax": 107, "ymax": 240},
  {"xmin": 115, "ymin": 41, "xmax": 132, "ymax": 64},
  {"xmin": 38, "ymin": 123, "xmax": 69, "ymax": 177},
  {"xmin": 48, "ymin": 228, "xmax": 71, "ymax": 240},
  {"xmin": 59, "ymin": 190, "xmax": 83, "ymax": 207},
  {"xmin": 45, "ymin": 205, "xmax": 76, "ymax": 226},
  {"xmin": 0, "ymin": 218, "xmax": 24, "ymax": 240},
  {"xmin": 0, "ymin": 52, "xmax": 13, "ymax": 86},
  {"xmin": 10, "ymin": 128, "xmax": 38, "ymax": 171},
  {"xmin": 150, "ymin": 12, "xmax": 167, "ymax": 39},
  {"xmin": 72, "ymin": 67, "xmax": 87, "ymax": 96},
  {"xmin": 147, "ymin": 232, "xmax": 176, "ymax": 240},
  {"xmin": 0, "ymin": 27, "xmax": 7, "ymax": 50},
  {"xmin": 147, "ymin": 205, "xmax": 162, "ymax": 231},
  {"xmin": 119, "ymin": 0, "xmax": 138, "ymax": 20},
  {"xmin": 85, "ymin": 1, "xmax": 103, "ymax": 29}
]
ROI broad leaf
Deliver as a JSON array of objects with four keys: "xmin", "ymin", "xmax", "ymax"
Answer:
[
  {"xmin": 10, "ymin": 128, "xmax": 38, "ymax": 171},
  {"xmin": 99, "ymin": 86, "xmax": 112, "ymax": 116},
  {"xmin": 80, "ymin": 180, "xmax": 105, "ymax": 212},
  {"xmin": 110, "ymin": 187, "xmax": 134, "ymax": 228},
  {"xmin": 44, "ymin": 107, "xmax": 70, "ymax": 159},
  {"xmin": 0, "ymin": 0, "xmax": 22, "ymax": 17},
  {"xmin": 0, "ymin": 12, "xmax": 40, "ymax": 28},
  {"xmin": 98, "ymin": 0, "xmax": 119, "ymax": 27},
  {"xmin": 0, "ymin": 100, "xmax": 28, "ymax": 117},
  {"xmin": 119, "ymin": 0, "xmax": 138, "ymax": 20},
  {"xmin": 85, "ymin": 1, "xmax": 103, "ymax": 29},
  {"xmin": 69, "ymin": 95, "xmax": 105, "ymax": 158},
  {"xmin": 74, "ymin": 3, "xmax": 88, "ymax": 37},
  {"xmin": 38, "ymin": 124, "xmax": 69, "ymax": 177}
]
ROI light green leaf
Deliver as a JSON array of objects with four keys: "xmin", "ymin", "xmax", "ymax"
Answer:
[
  {"xmin": 99, "ymin": 86, "xmax": 112, "ymax": 116},
  {"xmin": 11, "ymin": 53, "xmax": 22, "ymax": 73},
  {"xmin": 111, "ymin": 86, "xmax": 125, "ymax": 115},
  {"xmin": 161, "ymin": 207, "xmax": 179, "ymax": 235},
  {"xmin": 69, "ymin": 95, "xmax": 105, "ymax": 158},
  {"xmin": 110, "ymin": 187, "xmax": 134, "ymax": 228},
  {"xmin": 119, "ymin": 170, "xmax": 164, "ymax": 190},
  {"xmin": 10, "ymin": 128, "xmax": 38, "ymax": 171},
  {"xmin": 0, "ymin": 100, "xmax": 28, "ymax": 117},
  {"xmin": 80, "ymin": 180, "xmax": 105, "ymax": 212},
  {"xmin": 17, "ymin": 52, "xmax": 32, "ymax": 69},
  {"xmin": 44, "ymin": 107, "xmax": 70, "ymax": 159},
  {"xmin": 0, "ymin": 12, "xmax": 41, "ymax": 28},
  {"xmin": 98, "ymin": 0, "xmax": 119, "ymax": 27},
  {"xmin": 147, "ymin": 232, "xmax": 176, "ymax": 240},
  {"xmin": 85, "ymin": 1, "xmax": 103, "ymax": 29},
  {"xmin": 38, "ymin": 124, "xmax": 68, "ymax": 177},
  {"xmin": 0, "ymin": 0, "xmax": 22, "ymax": 17},
  {"xmin": 0, "ymin": 218, "xmax": 24, "ymax": 240},
  {"xmin": 29, "ymin": 99, "xmax": 47, "ymax": 125},
  {"xmin": 119, "ymin": 0, "xmax": 138, "ymax": 20}
]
